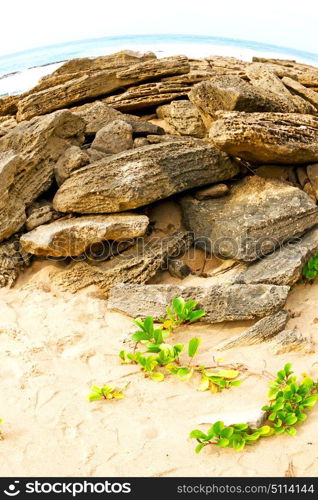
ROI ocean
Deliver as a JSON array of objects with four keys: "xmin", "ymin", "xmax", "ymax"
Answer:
[{"xmin": 1, "ymin": 34, "xmax": 318, "ymax": 97}]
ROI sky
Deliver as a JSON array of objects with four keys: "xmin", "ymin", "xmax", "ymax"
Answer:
[{"xmin": 1, "ymin": 0, "xmax": 317, "ymax": 57}]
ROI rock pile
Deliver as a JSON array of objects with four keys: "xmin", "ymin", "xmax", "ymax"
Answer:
[{"xmin": 1, "ymin": 49, "xmax": 318, "ymax": 352}]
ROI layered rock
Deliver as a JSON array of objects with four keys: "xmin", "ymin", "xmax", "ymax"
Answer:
[
  {"xmin": 0, "ymin": 110, "xmax": 85, "ymax": 242},
  {"xmin": 54, "ymin": 146, "xmax": 90, "ymax": 186},
  {"xmin": 282, "ymin": 77, "xmax": 318, "ymax": 110},
  {"xmin": 53, "ymin": 140, "xmax": 239, "ymax": 214},
  {"xmin": 17, "ymin": 56, "xmax": 190, "ymax": 120},
  {"xmin": 0, "ymin": 237, "xmax": 30, "ymax": 288},
  {"xmin": 156, "ymin": 100, "xmax": 206, "ymax": 138},
  {"xmin": 25, "ymin": 200, "xmax": 63, "ymax": 231},
  {"xmin": 108, "ymin": 283, "xmax": 290, "ymax": 322},
  {"xmin": 53, "ymin": 231, "xmax": 193, "ymax": 294},
  {"xmin": 215, "ymin": 311, "xmax": 289, "ymax": 350},
  {"xmin": 91, "ymin": 120, "xmax": 133, "ymax": 154},
  {"xmin": 209, "ymin": 112, "xmax": 318, "ymax": 164},
  {"xmin": 270, "ymin": 330, "xmax": 313, "ymax": 354},
  {"xmin": 20, "ymin": 213, "xmax": 149, "ymax": 257},
  {"xmin": 180, "ymin": 176, "xmax": 318, "ymax": 261}
]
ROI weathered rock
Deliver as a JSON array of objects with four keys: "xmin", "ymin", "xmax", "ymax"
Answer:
[
  {"xmin": 156, "ymin": 100, "xmax": 206, "ymax": 138},
  {"xmin": 0, "ymin": 237, "xmax": 30, "ymax": 288},
  {"xmin": 53, "ymin": 140, "xmax": 239, "ymax": 214},
  {"xmin": 0, "ymin": 110, "xmax": 85, "ymax": 242},
  {"xmin": 0, "ymin": 116, "xmax": 17, "ymax": 137},
  {"xmin": 0, "ymin": 95, "xmax": 18, "ymax": 116},
  {"xmin": 180, "ymin": 176, "xmax": 318, "ymax": 261},
  {"xmin": 133, "ymin": 137, "xmax": 149, "ymax": 148},
  {"xmin": 146, "ymin": 134, "xmax": 185, "ymax": 144},
  {"xmin": 54, "ymin": 146, "xmax": 90, "ymax": 186},
  {"xmin": 72, "ymin": 101, "xmax": 164, "ymax": 136},
  {"xmin": 86, "ymin": 148, "xmax": 108, "ymax": 162},
  {"xmin": 20, "ymin": 213, "xmax": 149, "ymax": 257},
  {"xmin": 168, "ymin": 259, "xmax": 192, "ymax": 279},
  {"xmin": 188, "ymin": 76, "xmax": 286, "ymax": 128},
  {"xmin": 270, "ymin": 329, "xmax": 313, "ymax": 354},
  {"xmin": 307, "ymin": 164, "xmax": 318, "ymax": 198},
  {"xmin": 26, "ymin": 200, "xmax": 63, "ymax": 231},
  {"xmin": 194, "ymin": 183, "xmax": 229, "ymax": 200},
  {"xmin": 215, "ymin": 311, "xmax": 289, "ymax": 350},
  {"xmin": 256, "ymin": 165, "xmax": 291, "ymax": 181},
  {"xmin": 296, "ymin": 167, "xmax": 308, "ymax": 188},
  {"xmin": 17, "ymin": 56, "xmax": 190, "ymax": 120},
  {"xmin": 209, "ymin": 112, "xmax": 318, "ymax": 164},
  {"xmin": 103, "ymin": 81, "xmax": 191, "ymax": 112},
  {"xmin": 303, "ymin": 182, "xmax": 317, "ymax": 202},
  {"xmin": 108, "ymin": 282, "xmax": 290, "ymax": 322},
  {"xmin": 53, "ymin": 231, "xmax": 193, "ymax": 294},
  {"xmin": 234, "ymin": 226, "xmax": 318, "ymax": 286},
  {"xmin": 91, "ymin": 119, "xmax": 133, "ymax": 154}
]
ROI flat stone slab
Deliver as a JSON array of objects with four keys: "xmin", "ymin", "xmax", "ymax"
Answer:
[
  {"xmin": 180, "ymin": 176, "xmax": 318, "ymax": 261},
  {"xmin": 53, "ymin": 140, "xmax": 239, "ymax": 214},
  {"xmin": 20, "ymin": 213, "xmax": 149, "ymax": 257},
  {"xmin": 108, "ymin": 283, "xmax": 290, "ymax": 323}
]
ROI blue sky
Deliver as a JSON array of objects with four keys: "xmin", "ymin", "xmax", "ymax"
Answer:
[{"xmin": 1, "ymin": 0, "xmax": 317, "ymax": 56}]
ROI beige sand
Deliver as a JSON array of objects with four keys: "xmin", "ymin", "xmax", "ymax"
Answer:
[{"xmin": 0, "ymin": 202, "xmax": 317, "ymax": 477}]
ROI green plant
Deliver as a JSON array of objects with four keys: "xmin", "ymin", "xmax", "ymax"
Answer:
[
  {"xmin": 88, "ymin": 384, "xmax": 126, "ymax": 402},
  {"xmin": 262, "ymin": 363, "xmax": 318, "ymax": 436},
  {"xmin": 198, "ymin": 368, "xmax": 242, "ymax": 393},
  {"xmin": 190, "ymin": 364, "xmax": 318, "ymax": 453},
  {"xmin": 190, "ymin": 421, "xmax": 273, "ymax": 453},
  {"xmin": 164, "ymin": 298, "xmax": 206, "ymax": 331},
  {"xmin": 130, "ymin": 316, "xmax": 169, "ymax": 346},
  {"xmin": 302, "ymin": 253, "xmax": 318, "ymax": 280}
]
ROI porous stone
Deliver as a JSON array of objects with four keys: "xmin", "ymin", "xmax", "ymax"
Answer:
[
  {"xmin": 270, "ymin": 329, "xmax": 313, "ymax": 354},
  {"xmin": 180, "ymin": 176, "xmax": 318, "ymax": 261},
  {"xmin": 20, "ymin": 213, "xmax": 149, "ymax": 257},
  {"xmin": 25, "ymin": 201, "xmax": 63, "ymax": 231},
  {"xmin": 215, "ymin": 311, "xmax": 289, "ymax": 350},
  {"xmin": 0, "ymin": 110, "xmax": 85, "ymax": 242},
  {"xmin": 156, "ymin": 100, "xmax": 206, "ymax": 138},
  {"xmin": 168, "ymin": 259, "xmax": 192, "ymax": 279},
  {"xmin": 53, "ymin": 140, "xmax": 239, "ymax": 214},
  {"xmin": 91, "ymin": 119, "xmax": 133, "ymax": 154},
  {"xmin": 108, "ymin": 282, "xmax": 290, "ymax": 323},
  {"xmin": 194, "ymin": 183, "xmax": 229, "ymax": 200},
  {"xmin": 53, "ymin": 231, "xmax": 193, "ymax": 295},
  {"xmin": 209, "ymin": 112, "xmax": 318, "ymax": 164},
  {"xmin": 0, "ymin": 237, "xmax": 30, "ymax": 288},
  {"xmin": 54, "ymin": 146, "xmax": 90, "ymax": 186}
]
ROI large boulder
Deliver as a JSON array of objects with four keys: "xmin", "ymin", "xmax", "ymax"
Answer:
[
  {"xmin": 54, "ymin": 146, "xmax": 90, "ymax": 186},
  {"xmin": 20, "ymin": 213, "xmax": 149, "ymax": 257},
  {"xmin": 53, "ymin": 231, "xmax": 193, "ymax": 295},
  {"xmin": 91, "ymin": 120, "xmax": 133, "ymax": 154},
  {"xmin": 16, "ymin": 56, "xmax": 190, "ymax": 121},
  {"xmin": 156, "ymin": 100, "xmax": 206, "ymax": 138},
  {"xmin": 0, "ymin": 110, "xmax": 85, "ymax": 242},
  {"xmin": 209, "ymin": 112, "xmax": 318, "ymax": 164},
  {"xmin": 180, "ymin": 176, "xmax": 318, "ymax": 261},
  {"xmin": 108, "ymin": 283, "xmax": 290, "ymax": 322},
  {"xmin": 53, "ymin": 140, "xmax": 239, "ymax": 214}
]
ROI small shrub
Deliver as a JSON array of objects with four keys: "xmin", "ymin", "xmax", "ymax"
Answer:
[
  {"xmin": 302, "ymin": 254, "xmax": 318, "ymax": 280},
  {"xmin": 88, "ymin": 384, "xmax": 126, "ymax": 402},
  {"xmin": 190, "ymin": 363, "xmax": 318, "ymax": 453},
  {"xmin": 165, "ymin": 297, "xmax": 206, "ymax": 330}
]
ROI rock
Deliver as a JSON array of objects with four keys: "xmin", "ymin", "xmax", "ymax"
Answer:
[
  {"xmin": 296, "ymin": 167, "xmax": 308, "ymax": 188},
  {"xmin": 156, "ymin": 100, "xmax": 206, "ymax": 138},
  {"xmin": 215, "ymin": 311, "xmax": 289, "ymax": 350},
  {"xmin": 54, "ymin": 146, "xmax": 90, "ymax": 186},
  {"xmin": 209, "ymin": 112, "xmax": 318, "ymax": 164},
  {"xmin": 0, "ymin": 117, "xmax": 17, "ymax": 137},
  {"xmin": 194, "ymin": 183, "xmax": 229, "ymax": 200},
  {"xmin": 168, "ymin": 259, "xmax": 192, "ymax": 279},
  {"xmin": 53, "ymin": 140, "xmax": 239, "ymax": 214},
  {"xmin": 188, "ymin": 76, "xmax": 286, "ymax": 127},
  {"xmin": 86, "ymin": 148, "xmax": 108, "ymax": 162},
  {"xmin": 198, "ymin": 409, "xmax": 268, "ymax": 430},
  {"xmin": 26, "ymin": 200, "xmax": 63, "ymax": 231},
  {"xmin": 53, "ymin": 231, "xmax": 193, "ymax": 294},
  {"xmin": 133, "ymin": 138, "xmax": 149, "ymax": 148},
  {"xmin": 303, "ymin": 182, "xmax": 317, "ymax": 202},
  {"xmin": 17, "ymin": 56, "xmax": 190, "ymax": 120},
  {"xmin": 180, "ymin": 176, "xmax": 318, "ymax": 261},
  {"xmin": 0, "ymin": 95, "xmax": 18, "ymax": 116},
  {"xmin": 72, "ymin": 101, "xmax": 164, "ymax": 136},
  {"xmin": 0, "ymin": 237, "xmax": 30, "ymax": 288},
  {"xmin": 20, "ymin": 213, "xmax": 149, "ymax": 257},
  {"xmin": 91, "ymin": 119, "xmax": 133, "ymax": 154},
  {"xmin": 0, "ymin": 110, "xmax": 85, "ymax": 242},
  {"xmin": 234, "ymin": 226, "xmax": 318, "ymax": 286},
  {"xmin": 306, "ymin": 164, "xmax": 318, "ymax": 198},
  {"xmin": 108, "ymin": 282, "xmax": 290, "ymax": 323},
  {"xmin": 246, "ymin": 63, "xmax": 298, "ymax": 112},
  {"xmin": 103, "ymin": 81, "xmax": 191, "ymax": 112},
  {"xmin": 146, "ymin": 134, "xmax": 185, "ymax": 144},
  {"xmin": 256, "ymin": 165, "xmax": 291, "ymax": 181},
  {"xmin": 270, "ymin": 329, "xmax": 313, "ymax": 354}
]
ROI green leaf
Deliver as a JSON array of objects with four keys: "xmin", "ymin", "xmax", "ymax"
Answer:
[
  {"xmin": 177, "ymin": 367, "xmax": 193, "ymax": 381},
  {"xmin": 134, "ymin": 317, "xmax": 146, "ymax": 330},
  {"xmin": 143, "ymin": 316, "xmax": 154, "ymax": 334},
  {"xmin": 230, "ymin": 380, "xmax": 242, "ymax": 387},
  {"xmin": 302, "ymin": 395, "xmax": 318, "ymax": 408},
  {"xmin": 220, "ymin": 427, "xmax": 234, "ymax": 439},
  {"xmin": 216, "ymin": 369, "xmax": 239, "ymax": 379},
  {"xmin": 172, "ymin": 297, "xmax": 185, "ymax": 316},
  {"xmin": 212, "ymin": 421, "xmax": 224, "ymax": 435},
  {"xmin": 217, "ymin": 438, "xmax": 230, "ymax": 447},
  {"xmin": 284, "ymin": 363, "xmax": 293, "ymax": 377},
  {"xmin": 150, "ymin": 372, "xmax": 164, "ymax": 382},
  {"xmin": 195, "ymin": 443, "xmax": 205, "ymax": 454},
  {"xmin": 131, "ymin": 331, "xmax": 151, "ymax": 342},
  {"xmin": 285, "ymin": 414, "xmax": 298, "ymax": 426},
  {"xmin": 198, "ymin": 376, "xmax": 210, "ymax": 392},
  {"xmin": 285, "ymin": 427, "xmax": 297, "ymax": 436},
  {"xmin": 188, "ymin": 337, "xmax": 201, "ymax": 358},
  {"xmin": 189, "ymin": 430, "xmax": 207, "ymax": 440},
  {"xmin": 189, "ymin": 310, "xmax": 206, "ymax": 322}
]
